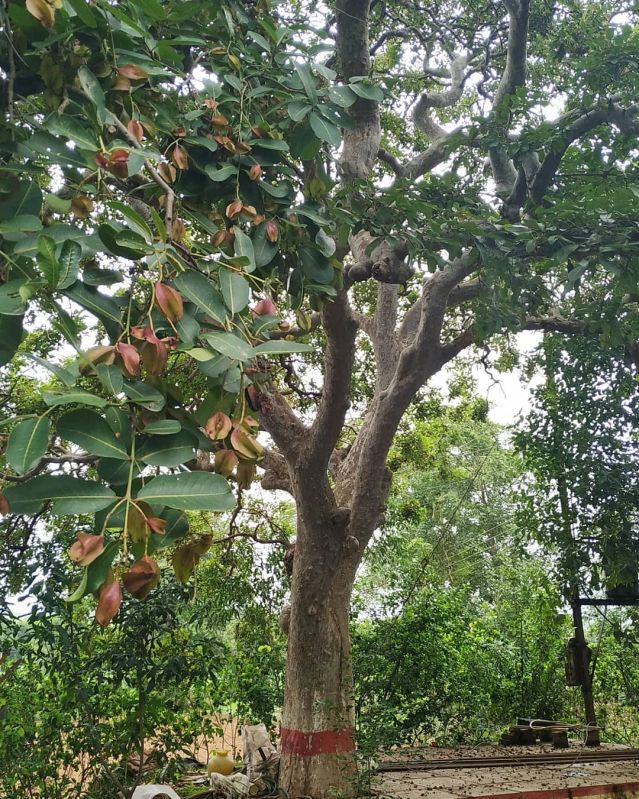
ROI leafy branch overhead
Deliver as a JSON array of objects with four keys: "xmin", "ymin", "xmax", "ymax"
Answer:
[{"xmin": 1, "ymin": 0, "xmax": 639, "ymax": 648}]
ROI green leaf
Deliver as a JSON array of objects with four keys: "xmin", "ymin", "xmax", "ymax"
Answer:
[
  {"xmin": 300, "ymin": 246, "xmax": 333, "ymax": 283},
  {"xmin": 4, "ymin": 475, "xmax": 116, "ymax": 515},
  {"xmin": 202, "ymin": 331, "xmax": 254, "ymax": 361},
  {"xmin": 138, "ymin": 431, "xmax": 197, "ymax": 466},
  {"xmin": 0, "ymin": 215, "xmax": 42, "ymax": 235},
  {"xmin": 97, "ymin": 456, "xmax": 140, "ymax": 486},
  {"xmin": 107, "ymin": 201, "xmax": 153, "ymax": 243},
  {"xmin": 287, "ymin": 100, "xmax": 313, "ymax": 122},
  {"xmin": 42, "ymin": 389, "xmax": 107, "ymax": 408},
  {"xmin": 0, "ymin": 315, "xmax": 23, "ymax": 366},
  {"xmin": 233, "ymin": 227, "xmax": 256, "ymax": 273},
  {"xmin": 58, "ymin": 239, "xmax": 82, "ymax": 289},
  {"xmin": 6, "ymin": 417, "xmax": 51, "ymax": 475},
  {"xmin": 252, "ymin": 138, "xmax": 289, "ymax": 151},
  {"xmin": 143, "ymin": 420, "xmax": 182, "ymax": 435},
  {"xmin": 26, "ymin": 353, "xmax": 77, "ymax": 386},
  {"xmin": 315, "ymin": 228, "xmax": 336, "ymax": 257},
  {"xmin": 252, "ymin": 340, "xmax": 314, "ymax": 355},
  {"xmin": 137, "ymin": 472, "xmax": 236, "ymax": 512},
  {"xmin": 348, "ymin": 80, "xmax": 384, "ymax": 102},
  {"xmin": 37, "ymin": 235, "xmax": 60, "ymax": 287},
  {"xmin": 58, "ymin": 409, "xmax": 130, "ymax": 460},
  {"xmin": 45, "ymin": 114, "xmax": 99, "ymax": 152},
  {"xmin": 0, "ymin": 280, "xmax": 27, "ymax": 315},
  {"xmin": 98, "ymin": 223, "xmax": 147, "ymax": 260},
  {"xmin": 123, "ymin": 380, "xmax": 166, "ymax": 412},
  {"xmin": 328, "ymin": 85, "xmax": 358, "ymax": 108},
  {"xmin": 295, "ymin": 204, "xmax": 331, "ymax": 226},
  {"xmin": 95, "ymin": 363, "xmax": 124, "ymax": 395},
  {"xmin": 65, "ymin": 0, "xmax": 97, "ymax": 27},
  {"xmin": 205, "ymin": 164, "xmax": 238, "ymax": 182},
  {"xmin": 151, "ymin": 509, "xmax": 189, "ymax": 551},
  {"xmin": 63, "ymin": 282, "xmax": 122, "ymax": 339},
  {"xmin": 296, "ymin": 63, "xmax": 318, "ymax": 103},
  {"xmin": 252, "ymin": 224, "xmax": 278, "ymax": 267},
  {"xmin": 309, "ymin": 112, "xmax": 341, "ymax": 147},
  {"xmin": 77, "ymin": 66, "xmax": 108, "ymax": 124},
  {"xmin": 219, "ymin": 267, "xmax": 250, "ymax": 316},
  {"xmin": 0, "ymin": 181, "xmax": 41, "ymax": 221},
  {"xmin": 174, "ymin": 271, "xmax": 227, "ymax": 325}
]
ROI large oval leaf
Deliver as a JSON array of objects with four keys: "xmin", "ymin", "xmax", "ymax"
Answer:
[
  {"xmin": 138, "ymin": 431, "xmax": 197, "ymax": 467},
  {"xmin": 219, "ymin": 267, "xmax": 250, "ymax": 316},
  {"xmin": 251, "ymin": 340, "xmax": 314, "ymax": 356},
  {"xmin": 4, "ymin": 474, "xmax": 116, "ymax": 515},
  {"xmin": 6, "ymin": 416, "xmax": 51, "ymax": 475},
  {"xmin": 174, "ymin": 271, "xmax": 227, "ymax": 325},
  {"xmin": 202, "ymin": 331, "xmax": 253, "ymax": 361},
  {"xmin": 57, "ymin": 409, "xmax": 129, "ymax": 460},
  {"xmin": 137, "ymin": 472, "xmax": 235, "ymax": 511}
]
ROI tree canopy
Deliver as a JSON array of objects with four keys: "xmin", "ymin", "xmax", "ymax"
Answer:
[{"xmin": 2, "ymin": 0, "xmax": 639, "ymax": 794}]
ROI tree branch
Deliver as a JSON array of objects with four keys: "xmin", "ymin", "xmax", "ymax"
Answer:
[
  {"xmin": 107, "ymin": 113, "xmax": 176, "ymax": 239},
  {"xmin": 529, "ymin": 103, "xmax": 639, "ymax": 203},
  {"xmin": 257, "ymin": 385, "xmax": 307, "ymax": 461},
  {"xmin": 488, "ymin": 0, "xmax": 530, "ymax": 196},
  {"xmin": 308, "ymin": 291, "xmax": 358, "ymax": 467},
  {"xmin": 260, "ymin": 449, "xmax": 293, "ymax": 494},
  {"xmin": 336, "ymin": 0, "xmax": 380, "ymax": 179}
]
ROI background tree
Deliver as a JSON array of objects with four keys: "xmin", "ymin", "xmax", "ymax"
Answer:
[{"xmin": 1, "ymin": 0, "xmax": 639, "ymax": 795}]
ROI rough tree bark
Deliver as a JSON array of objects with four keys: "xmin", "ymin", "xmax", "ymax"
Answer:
[{"xmin": 255, "ymin": 1, "xmax": 639, "ymax": 795}]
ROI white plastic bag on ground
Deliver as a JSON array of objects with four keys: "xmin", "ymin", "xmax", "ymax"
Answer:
[
  {"xmin": 241, "ymin": 723, "xmax": 280, "ymax": 782},
  {"xmin": 131, "ymin": 787, "xmax": 182, "ymax": 799},
  {"xmin": 209, "ymin": 772, "xmax": 250, "ymax": 798}
]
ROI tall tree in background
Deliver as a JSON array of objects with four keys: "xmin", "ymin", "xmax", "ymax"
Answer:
[{"xmin": 1, "ymin": 0, "xmax": 639, "ymax": 795}]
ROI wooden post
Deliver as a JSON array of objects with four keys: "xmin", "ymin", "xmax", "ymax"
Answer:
[
  {"xmin": 571, "ymin": 599, "xmax": 600, "ymax": 746},
  {"xmin": 556, "ymin": 468, "xmax": 600, "ymax": 746}
]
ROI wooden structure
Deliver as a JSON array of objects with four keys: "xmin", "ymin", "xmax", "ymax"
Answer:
[{"xmin": 500, "ymin": 718, "xmax": 600, "ymax": 749}]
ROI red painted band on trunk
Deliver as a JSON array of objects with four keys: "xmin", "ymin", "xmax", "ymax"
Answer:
[{"xmin": 280, "ymin": 727, "xmax": 355, "ymax": 756}]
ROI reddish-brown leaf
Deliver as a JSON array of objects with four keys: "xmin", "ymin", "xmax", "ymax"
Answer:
[
  {"xmin": 95, "ymin": 580, "xmax": 122, "ymax": 627},
  {"xmin": 141, "ymin": 339, "xmax": 168, "ymax": 375},
  {"xmin": 71, "ymin": 195, "xmax": 93, "ymax": 219},
  {"xmin": 112, "ymin": 75, "xmax": 132, "ymax": 92},
  {"xmin": 117, "ymin": 64, "xmax": 149, "ymax": 80},
  {"xmin": 213, "ymin": 449, "xmax": 238, "ymax": 477},
  {"xmin": 115, "ymin": 342, "xmax": 140, "ymax": 377},
  {"xmin": 265, "ymin": 220, "xmax": 279, "ymax": 242},
  {"xmin": 248, "ymin": 164, "xmax": 262, "ymax": 181},
  {"xmin": 205, "ymin": 411, "xmax": 232, "ymax": 441},
  {"xmin": 225, "ymin": 200, "xmax": 243, "ymax": 220},
  {"xmin": 123, "ymin": 556, "xmax": 160, "ymax": 600},
  {"xmin": 158, "ymin": 162, "xmax": 177, "ymax": 184},
  {"xmin": 236, "ymin": 461, "xmax": 256, "ymax": 489},
  {"xmin": 172, "ymin": 537, "xmax": 212, "ymax": 583},
  {"xmin": 230, "ymin": 427, "xmax": 265, "ymax": 460},
  {"xmin": 146, "ymin": 516, "xmax": 167, "ymax": 535},
  {"xmin": 69, "ymin": 533, "xmax": 105, "ymax": 566},
  {"xmin": 127, "ymin": 119, "xmax": 144, "ymax": 143},
  {"xmin": 26, "ymin": 0, "xmax": 54, "ymax": 27},
  {"xmin": 171, "ymin": 144, "xmax": 189, "ymax": 170},
  {"xmin": 154, "ymin": 282, "xmax": 184, "ymax": 322},
  {"xmin": 252, "ymin": 297, "xmax": 277, "ymax": 316}
]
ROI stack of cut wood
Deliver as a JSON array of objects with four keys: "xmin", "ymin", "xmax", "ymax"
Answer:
[{"xmin": 500, "ymin": 718, "xmax": 600, "ymax": 748}]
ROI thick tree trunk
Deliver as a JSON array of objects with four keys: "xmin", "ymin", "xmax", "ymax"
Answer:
[{"xmin": 279, "ymin": 530, "xmax": 359, "ymax": 799}]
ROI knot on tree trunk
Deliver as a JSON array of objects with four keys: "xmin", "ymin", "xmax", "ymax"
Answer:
[{"xmin": 346, "ymin": 231, "xmax": 410, "ymax": 286}]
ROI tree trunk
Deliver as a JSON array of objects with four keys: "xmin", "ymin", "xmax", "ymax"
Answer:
[{"xmin": 279, "ymin": 529, "xmax": 359, "ymax": 799}]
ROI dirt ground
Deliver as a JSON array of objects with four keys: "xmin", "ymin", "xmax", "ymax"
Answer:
[{"xmin": 375, "ymin": 743, "xmax": 639, "ymax": 799}]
